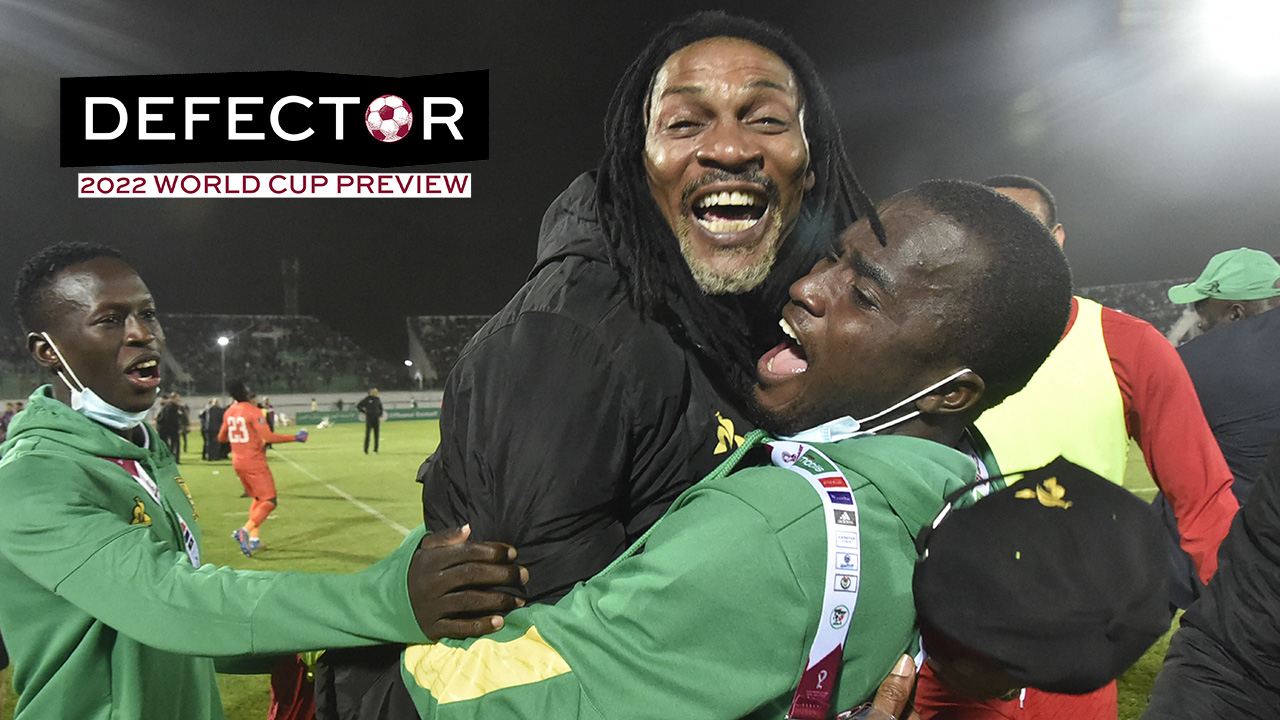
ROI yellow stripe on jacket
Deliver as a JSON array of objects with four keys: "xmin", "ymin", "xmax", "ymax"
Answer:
[{"xmin": 403, "ymin": 626, "xmax": 571, "ymax": 704}]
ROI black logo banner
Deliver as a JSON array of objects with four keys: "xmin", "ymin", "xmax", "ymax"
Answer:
[{"xmin": 61, "ymin": 70, "xmax": 488, "ymax": 168}]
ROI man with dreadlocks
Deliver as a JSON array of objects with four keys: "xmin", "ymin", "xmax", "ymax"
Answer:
[
  {"xmin": 417, "ymin": 11, "xmax": 866, "ymax": 606},
  {"xmin": 314, "ymin": 11, "xmax": 872, "ymax": 717}
]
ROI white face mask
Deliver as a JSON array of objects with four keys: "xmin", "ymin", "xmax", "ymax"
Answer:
[
  {"xmin": 41, "ymin": 332, "xmax": 153, "ymax": 431},
  {"xmin": 784, "ymin": 367, "xmax": 974, "ymax": 444}
]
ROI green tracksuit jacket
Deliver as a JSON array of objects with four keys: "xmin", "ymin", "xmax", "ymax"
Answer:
[
  {"xmin": 0, "ymin": 387, "xmax": 431, "ymax": 720},
  {"xmin": 398, "ymin": 429, "xmax": 974, "ymax": 719}
]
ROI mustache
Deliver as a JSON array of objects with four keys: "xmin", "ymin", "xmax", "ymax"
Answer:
[{"xmin": 680, "ymin": 169, "xmax": 780, "ymax": 210}]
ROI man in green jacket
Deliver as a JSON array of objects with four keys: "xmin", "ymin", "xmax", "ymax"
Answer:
[
  {"xmin": 0, "ymin": 243, "xmax": 526, "ymax": 720},
  {"xmin": 337, "ymin": 179, "xmax": 1073, "ymax": 719}
]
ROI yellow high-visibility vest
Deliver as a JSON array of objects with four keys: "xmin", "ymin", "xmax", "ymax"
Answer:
[{"xmin": 976, "ymin": 298, "xmax": 1129, "ymax": 484}]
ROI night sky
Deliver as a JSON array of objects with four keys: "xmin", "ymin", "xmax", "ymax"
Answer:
[{"xmin": 4, "ymin": 0, "xmax": 1278, "ymax": 361}]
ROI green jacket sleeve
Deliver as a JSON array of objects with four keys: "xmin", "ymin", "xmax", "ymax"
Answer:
[
  {"xmin": 401, "ymin": 483, "xmax": 820, "ymax": 719},
  {"xmin": 0, "ymin": 450, "xmax": 429, "ymax": 656},
  {"xmin": 401, "ymin": 463, "xmax": 926, "ymax": 720}
]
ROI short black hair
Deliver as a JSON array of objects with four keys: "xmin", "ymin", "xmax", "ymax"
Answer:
[
  {"xmin": 901, "ymin": 180, "xmax": 1073, "ymax": 413},
  {"xmin": 595, "ymin": 11, "xmax": 877, "ymax": 394},
  {"xmin": 982, "ymin": 174, "xmax": 1058, "ymax": 227},
  {"xmin": 14, "ymin": 243, "xmax": 125, "ymax": 334},
  {"xmin": 229, "ymin": 379, "xmax": 253, "ymax": 403}
]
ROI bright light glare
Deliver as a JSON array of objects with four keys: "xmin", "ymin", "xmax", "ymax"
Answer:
[
  {"xmin": 404, "ymin": 359, "xmax": 413, "ymax": 367},
  {"xmin": 216, "ymin": 336, "xmax": 229, "ymax": 346},
  {"xmin": 1199, "ymin": 0, "xmax": 1280, "ymax": 78}
]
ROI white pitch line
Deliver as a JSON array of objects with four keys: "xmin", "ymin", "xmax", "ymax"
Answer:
[{"xmin": 272, "ymin": 450, "xmax": 411, "ymax": 536}]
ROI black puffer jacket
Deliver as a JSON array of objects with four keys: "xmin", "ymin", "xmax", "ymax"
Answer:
[
  {"xmin": 419, "ymin": 173, "xmax": 755, "ymax": 603},
  {"xmin": 1144, "ymin": 431, "xmax": 1280, "ymax": 719}
]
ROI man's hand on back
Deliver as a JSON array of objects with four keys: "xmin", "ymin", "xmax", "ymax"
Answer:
[{"xmin": 408, "ymin": 525, "xmax": 528, "ymax": 640}]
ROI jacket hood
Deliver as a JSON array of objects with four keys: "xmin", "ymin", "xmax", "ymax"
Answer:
[
  {"xmin": 530, "ymin": 172, "xmax": 610, "ymax": 276},
  {"xmin": 1, "ymin": 386, "xmax": 156, "ymax": 462}
]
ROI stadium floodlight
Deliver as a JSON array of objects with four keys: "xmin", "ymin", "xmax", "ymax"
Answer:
[
  {"xmin": 217, "ymin": 336, "xmax": 230, "ymax": 397},
  {"xmin": 1197, "ymin": 0, "xmax": 1280, "ymax": 79}
]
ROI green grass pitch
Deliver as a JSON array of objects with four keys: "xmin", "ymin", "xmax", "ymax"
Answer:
[{"xmin": 0, "ymin": 425, "xmax": 1173, "ymax": 719}]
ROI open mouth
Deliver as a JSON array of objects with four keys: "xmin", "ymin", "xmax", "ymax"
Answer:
[
  {"xmin": 760, "ymin": 318, "xmax": 809, "ymax": 377},
  {"xmin": 125, "ymin": 358, "xmax": 162, "ymax": 387},
  {"xmin": 692, "ymin": 190, "xmax": 768, "ymax": 234}
]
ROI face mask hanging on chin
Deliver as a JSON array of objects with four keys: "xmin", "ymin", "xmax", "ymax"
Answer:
[
  {"xmin": 784, "ymin": 367, "xmax": 974, "ymax": 444},
  {"xmin": 41, "ymin": 332, "xmax": 153, "ymax": 431}
]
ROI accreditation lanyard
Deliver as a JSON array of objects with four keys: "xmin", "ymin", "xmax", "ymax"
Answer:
[
  {"xmin": 107, "ymin": 457, "xmax": 201, "ymax": 568},
  {"xmin": 766, "ymin": 440, "xmax": 861, "ymax": 720}
]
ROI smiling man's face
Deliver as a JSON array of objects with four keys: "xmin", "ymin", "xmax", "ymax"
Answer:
[
  {"xmin": 644, "ymin": 36, "xmax": 814, "ymax": 294},
  {"xmin": 753, "ymin": 199, "xmax": 984, "ymax": 435},
  {"xmin": 33, "ymin": 257, "xmax": 164, "ymax": 413}
]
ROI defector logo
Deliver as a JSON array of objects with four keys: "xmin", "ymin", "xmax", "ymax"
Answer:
[{"xmin": 61, "ymin": 70, "xmax": 487, "ymax": 168}]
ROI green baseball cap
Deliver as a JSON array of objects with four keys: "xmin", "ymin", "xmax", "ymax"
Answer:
[{"xmin": 1167, "ymin": 248, "xmax": 1280, "ymax": 304}]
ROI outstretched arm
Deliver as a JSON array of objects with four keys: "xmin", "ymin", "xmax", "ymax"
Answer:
[{"xmin": 0, "ymin": 452, "xmax": 526, "ymax": 656}]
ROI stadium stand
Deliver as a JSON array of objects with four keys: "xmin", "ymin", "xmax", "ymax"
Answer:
[
  {"xmin": 401, "ymin": 280, "xmax": 1196, "ymax": 393},
  {"xmin": 1077, "ymin": 277, "xmax": 1194, "ymax": 337},
  {"xmin": 0, "ymin": 320, "xmax": 41, "ymax": 400},
  {"xmin": 0, "ymin": 281, "xmax": 1195, "ymax": 403},
  {"xmin": 161, "ymin": 314, "xmax": 404, "ymax": 395},
  {"xmin": 406, "ymin": 315, "xmax": 492, "ymax": 387}
]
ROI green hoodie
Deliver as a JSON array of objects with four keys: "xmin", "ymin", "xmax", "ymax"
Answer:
[
  {"xmin": 397, "ymin": 429, "xmax": 974, "ymax": 719},
  {"xmin": 0, "ymin": 387, "xmax": 430, "ymax": 720}
]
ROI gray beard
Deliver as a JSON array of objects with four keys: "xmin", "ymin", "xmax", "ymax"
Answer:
[{"xmin": 676, "ymin": 213, "xmax": 784, "ymax": 295}]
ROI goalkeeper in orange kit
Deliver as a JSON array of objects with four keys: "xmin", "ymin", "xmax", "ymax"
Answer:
[{"xmin": 218, "ymin": 378, "xmax": 308, "ymax": 556}]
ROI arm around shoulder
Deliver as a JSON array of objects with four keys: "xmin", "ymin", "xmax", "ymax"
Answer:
[
  {"xmin": 1, "ymin": 454, "xmax": 432, "ymax": 657},
  {"xmin": 403, "ymin": 484, "xmax": 815, "ymax": 719}
]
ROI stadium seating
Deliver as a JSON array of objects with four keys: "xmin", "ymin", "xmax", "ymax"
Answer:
[
  {"xmin": 0, "ymin": 280, "xmax": 1193, "ymax": 402},
  {"xmin": 160, "ymin": 314, "xmax": 403, "ymax": 395},
  {"xmin": 405, "ymin": 315, "xmax": 492, "ymax": 387},
  {"xmin": 1077, "ymin": 277, "xmax": 1194, "ymax": 337}
]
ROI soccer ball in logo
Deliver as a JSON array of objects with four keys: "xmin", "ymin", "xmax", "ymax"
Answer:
[
  {"xmin": 365, "ymin": 95, "xmax": 413, "ymax": 142},
  {"xmin": 829, "ymin": 605, "xmax": 850, "ymax": 629}
]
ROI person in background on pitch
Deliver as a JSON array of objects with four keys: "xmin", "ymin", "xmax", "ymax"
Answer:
[
  {"xmin": 220, "ymin": 378, "xmax": 308, "ymax": 557},
  {"xmin": 912, "ymin": 174, "xmax": 1238, "ymax": 720},
  {"xmin": 200, "ymin": 397, "xmax": 227, "ymax": 461},
  {"xmin": 1152, "ymin": 248, "xmax": 1280, "ymax": 609},
  {"xmin": 156, "ymin": 391, "xmax": 184, "ymax": 462},
  {"xmin": 1167, "ymin": 247, "xmax": 1280, "ymax": 503},
  {"xmin": 261, "ymin": 395, "xmax": 276, "ymax": 450},
  {"xmin": 199, "ymin": 398, "xmax": 213, "ymax": 460},
  {"xmin": 0, "ymin": 242, "xmax": 527, "ymax": 720},
  {"xmin": 358, "ymin": 387, "xmax": 383, "ymax": 454},
  {"xmin": 177, "ymin": 392, "xmax": 190, "ymax": 454}
]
